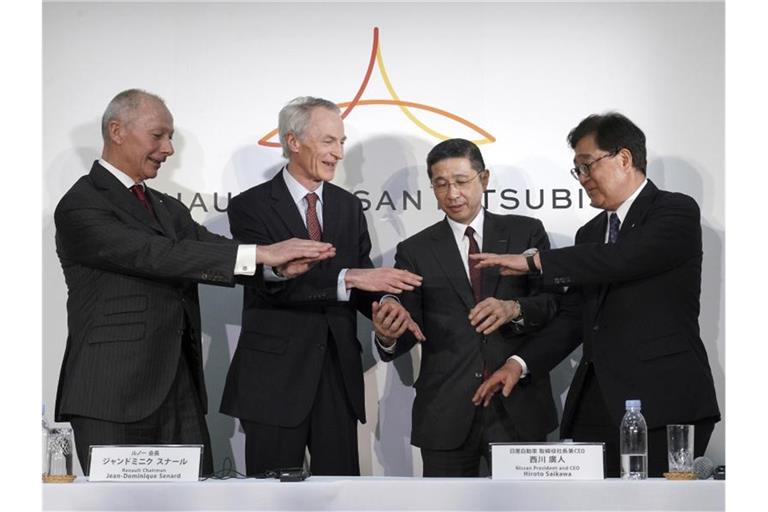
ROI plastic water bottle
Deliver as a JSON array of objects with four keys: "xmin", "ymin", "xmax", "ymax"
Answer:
[{"xmin": 620, "ymin": 399, "xmax": 648, "ymax": 479}]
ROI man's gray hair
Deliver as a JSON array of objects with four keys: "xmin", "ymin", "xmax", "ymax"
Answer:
[
  {"xmin": 101, "ymin": 89, "xmax": 167, "ymax": 140},
  {"xmin": 278, "ymin": 96, "xmax": 341, "ymax": 158}
]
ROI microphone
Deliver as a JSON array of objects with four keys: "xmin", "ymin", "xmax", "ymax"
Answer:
[{"xmin": 693, "ymin": 456, "xmax": 715, "ymax": 479}]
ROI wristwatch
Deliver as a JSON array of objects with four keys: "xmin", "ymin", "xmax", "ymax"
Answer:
[{"xmin": 522, "ymin": 248, "xmax": 539, "ymax": 274}]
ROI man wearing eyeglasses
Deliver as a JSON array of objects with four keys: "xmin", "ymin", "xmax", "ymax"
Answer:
[
  {"xmin": 371, "ymin": 138, "xmax": 558, "ymax": 476},
  {"xmin": 471, "ymin": 113, "xmax": 720, "ymax": 477}
]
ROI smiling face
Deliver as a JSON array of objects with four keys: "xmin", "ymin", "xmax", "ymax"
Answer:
[
  {"xmin": 285, "ymin": 106, "xmax": 346, "ymax": 190},
  {"xmin": 430, "ymin": 156, "xmax": 489, "ymax": 225},
  {"xmin": 104, "ymin": 97, "xmax": 175, "ymax": 183},
  {"xmin": 573, "ymin": 133, "xmax": 638, "ymax": 211}
]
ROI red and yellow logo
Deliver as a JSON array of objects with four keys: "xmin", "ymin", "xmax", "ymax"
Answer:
[{"xmin": 258, "ymin": 27, "xmax": 495, "ymax": 147}]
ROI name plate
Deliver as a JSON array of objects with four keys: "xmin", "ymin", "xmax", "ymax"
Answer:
[
  {"xmin": 491, "ymin": 442, "xmax": 604, "ymax": 480},
  {"xmin": 88, "ymin": 445, "xmax": 203, "ymax": 482}
]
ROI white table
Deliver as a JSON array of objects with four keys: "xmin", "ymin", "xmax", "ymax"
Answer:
[{"xmin": 43, "ymin": 476, "xmax": 724, "ymax": 511}]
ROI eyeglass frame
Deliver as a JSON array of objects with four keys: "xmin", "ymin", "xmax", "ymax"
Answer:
[
  {"xmin": 430, "ymin": 169, "xmax": 487, "ymax": 193},
  {"xmin": 570, "ymin": 150, "xmax": 619, "ymax": 180}
]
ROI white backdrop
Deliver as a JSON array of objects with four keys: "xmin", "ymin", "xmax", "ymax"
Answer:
[{"xmin": 43, "ymin": 1, "xmax": 725, "ymax": 476}]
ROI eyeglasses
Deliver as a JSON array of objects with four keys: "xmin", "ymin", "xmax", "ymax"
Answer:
[
  {"xmin": 430, "ymin": 170, "xmax": 485, "ymax": 193},
  {"xmin": 570, "ymin": 150, "xmax": 618, "ymax": 180}
]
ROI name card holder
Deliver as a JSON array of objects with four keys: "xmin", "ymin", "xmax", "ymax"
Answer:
[
  {"xmin": 88, "ymin": 445, "xmax": 203, "ymax": 482},
  {"xmin": 490, "ymin": 442, "xmax": 605, "ymax": 480}
]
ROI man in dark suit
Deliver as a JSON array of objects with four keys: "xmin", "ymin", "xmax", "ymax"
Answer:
[
  {"xmin": 220, "ymin": 96, "xmax": 422, "ymax": 476},
  {"xmin": 472, "ymin": 113, "xmax": 721, "ymax": 477},
  {"xmin": 54, "ymin": 89, "xmax": 335, "ymax": 476},
  {"xmin": 371, "ymin": 138, "xmax": 558, "ymax": 477}
]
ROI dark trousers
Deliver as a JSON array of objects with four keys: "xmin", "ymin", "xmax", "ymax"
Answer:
[
  {"xmin": 421, "ymin": 396, "xmax": 533, "ymax": 477},
  {"xmin": 69, "ymin": 350, "xmax": 214, "ymax": 477},
  {"xmin": 241, "ymin": 335, "xmax": 359, "ymax": 477},
  {"xmin": 568, "ymin": 365, "xmax": 715, "ymax": 477}
]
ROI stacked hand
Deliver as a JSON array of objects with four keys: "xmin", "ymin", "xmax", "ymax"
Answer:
[
  {"xmin": 470, "ymin": 252, "xmax": 530, "ymax": 276},
  {"xmin": 468, "ymin": 297, "xmax": 520, "ymax": 335},
  {"xmin": 372, "ymin": 299, "xmax": 425, "ymax": 346},
  {"xmin": 258, "ymin": 238, "xmax": 336, "ymax": 276},
  {"xmin": 345, "ymin": 268, "xmax": 423, "ymax": 294}
]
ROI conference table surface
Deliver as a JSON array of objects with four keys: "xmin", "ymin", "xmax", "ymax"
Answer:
[{"xmin": 43, "ymin": 476, "xmax": 724, "ymax": 511}]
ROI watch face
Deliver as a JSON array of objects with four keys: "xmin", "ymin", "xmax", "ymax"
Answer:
[{"xmin": 522, "ymin": 248, "xmax": 539, "ymax": 257}]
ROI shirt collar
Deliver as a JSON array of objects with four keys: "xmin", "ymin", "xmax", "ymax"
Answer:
[
  {"xmin": 99, "ymin": 158, "xmax": 142, "ymax": 190},
  {"xmin": 282, "ymin": 167, "xmax": 324, "ymax": 206},
  {"xmin": 608, "ymin": 178, "xmax": 648, "ymax": 223},
  {"xmin": 446, "ymin": 208, "xmax": 485, "ymax": 243}
]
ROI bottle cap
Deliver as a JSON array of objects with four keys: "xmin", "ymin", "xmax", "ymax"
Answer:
[{"xmin": 625, "ymin": 399, "xmax": 641, "ymax": 409}]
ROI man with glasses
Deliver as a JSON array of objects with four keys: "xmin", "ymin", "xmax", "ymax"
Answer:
[
  {"xmin": 371, "ymin": 138, "xmax": 558, "ymax": 476},
  {"xmin": 471, "ymin": 113, "xmax": 720, "ymax": 477}
]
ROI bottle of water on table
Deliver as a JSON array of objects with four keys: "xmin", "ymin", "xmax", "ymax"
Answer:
[{"xmin": 620, "ymin": 399, "xmax": 647, "ymax": 479}]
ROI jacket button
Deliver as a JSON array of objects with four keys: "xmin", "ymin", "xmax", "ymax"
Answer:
[
  {"xmin": 474, "ymin": 372, "xmax": 483, "ymax": 379},
  {"xmin": 592, "ymin": 325, "xmax": 599, "ymax": 331},
  {"xmin": 201, "ymin": 272, "xmax": 208, "ymax": 280},
  {"xmin": 482, "ymin": 336, "xmax": 488, "ymax": 344}
]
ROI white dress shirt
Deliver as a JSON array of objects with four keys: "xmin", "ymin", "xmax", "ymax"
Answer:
[{"xmin": 267, "ymin": 168, "xmax": 350, "ymax": 301}]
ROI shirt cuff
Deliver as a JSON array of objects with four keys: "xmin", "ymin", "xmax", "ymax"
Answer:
[
  {"xmin": 375, "ymin": 334, "xmax": 397, "ymax": 353},
  {"xmin": 337, "ymin": 269, "xmax": 351, "ymax": 301},
  {"xmin": 234, "ymin": 245, "xmax": 257, "ymax": 276},
  {"xmin": 508, "ymin": 355, "xmax": 529, "ymax": 378},
  {"xmin": 263, "ymin": 266, "xmax": 289, "ymax": 281}
]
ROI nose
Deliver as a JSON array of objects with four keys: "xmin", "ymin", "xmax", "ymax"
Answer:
[
  {"xmin": 162, "ymin": 138, "xmax": 175, "ymax": 157},
  {"xmin": 446, "ymin": 182, "xmax": 461, "ymax": 198},
  {"xmin": 332, "ymin": 141, "xmax": 343, "ymax": 160}
]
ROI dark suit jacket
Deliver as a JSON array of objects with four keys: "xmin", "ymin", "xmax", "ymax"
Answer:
[
  {"xmin": 54, "ymin": 161, "xmax": 241, "ymax": 423},
  {"xmin": 376, "ymin": 211, "xmax": 559, "ymax": 450},
  {"xmin": 220, "ymin": 171, "xmax": 375, "ymax": 427},
  {"xmin": 519, "ymin": 180, "xmax": 720, "ymax": 433}
]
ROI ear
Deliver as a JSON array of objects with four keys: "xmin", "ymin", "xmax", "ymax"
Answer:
[
  {"xmin": 617, "ymin": 148, "xmax": 634, "ymax": 172},
  {"xmin": 107, "ymin": 120, "xmax": 124, "ymax": 145},
  {"xmin": 480, "ymin": 168, "xmax": 491, "ymax": 189},
  {"xmin": 285, "ymin": 132, "xmax": 302, "ymax": 154}
]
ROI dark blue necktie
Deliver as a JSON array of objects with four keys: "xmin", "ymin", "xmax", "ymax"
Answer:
[{"xmin": 608, "ymin": 212, "xmax": 620, "ymax": 244}]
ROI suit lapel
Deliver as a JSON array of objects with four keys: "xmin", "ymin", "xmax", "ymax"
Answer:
[
  {"xmin": 592, "ymin": 181, "xmax": 658, "ymax": 316},
  {"xmin": 481, "ymin": 211, "xmax": 507, "ymax": 300},
  {"xmin": 581, "ymin": 212, "xmax": 610, "ymax": 320},
  {"xmin": 619, "ymin": 180, "xmax": 658, "ymax": 239},
  {"xmin": 269, "ymin": 171, "xmax": 311, "ymax": 239},
  {"xmin": 430, "ymin": 218, "xmax": 475, "ymax": 310},
  {"xmin": 90, "ymin": 162, "xmax": 165, "ymax": 235},
  {"xmin": 145, "ymin": 188, "xmax": 177, "ymax": 240},
  {"xmin": 320, "ymin": 185, "xmax": 339, "ymax": 244}
]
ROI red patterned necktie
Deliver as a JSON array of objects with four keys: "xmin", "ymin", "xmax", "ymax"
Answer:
[
  {"xmin": 130, "ymin": 184, "xmax": 155, "ymax": 218},
  {"xmin": 465, "ymin": 226, "xmax": 481, "ymax": 303},
  {"xmin": 305, "ymin": 192, "xmax": 322, "ymax": 241}
]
